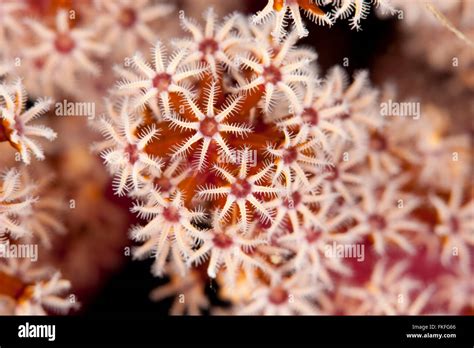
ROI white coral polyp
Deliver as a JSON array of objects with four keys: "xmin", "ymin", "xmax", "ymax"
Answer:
[
  {"xmin": 117, "ymin": 40, "xmax": 207, "ymax": 118},
  {"xmin": 237, "ymin": 30, "xmax": 315, "ymax": 114},
  {"xmin": 96, "ymin": 98, "xmax": 162, "ymax": 196},
  {"xmin": 23, "ymin": 10, "xmax": 108, "ymax": 94},
  {"xmin": 252, "ymin": 0, "xmax": 333, "ymax": 39},
  {"xmin": 187, "ymin": 210, "xmax": 269, "ymax": 283},
  {"xmin": 96, "ymin": 0, "xmax": 175, "ymax": 58},
  {"xmin": 198, "ymin": 148, "xmax": 282, "ymax": 232},
  {"xmin": 265, "ymin": 126, "xmax": 332, "ymax": 190},
  {"xmin": 0, "ymin": 169, "xmax": 36, "ymax": 239},
  {"xmin": 130, "ymin": 189, "xmax": 207, "ymax": 277},
  {"xmin": 167, "ymin": 82, "xmax": 252, "ymax": 171},
  {"xmin": 16, "ymin": 272, "xmax": 75, "ymax": 315},
  {"xmin": 174, "ymin": 8, "xmax": 245, "ymax": 78},
  {"xmin": 0, "ymin": 80, "xmax": 56, "ymax": 164},
  {"xmin": 0, "ymin": 259, "xmax": 77, "ymax": 315},
  {"xmin": 237, "ymin": 272, "xmax": 325, "ymax": 315}
]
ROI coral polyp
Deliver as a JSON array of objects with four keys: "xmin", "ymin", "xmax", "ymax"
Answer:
[{"xmin": 0, "ymin": 80, "xmax": 56, "ymax": 164}]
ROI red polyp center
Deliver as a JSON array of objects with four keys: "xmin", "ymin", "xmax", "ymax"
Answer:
[
  {"xmin": 449, "ymin": 216, "xmax": 460, "ymax": 233},
  {"xmin": 263, "ymin": 65, "xmax": 282, "ymax": 85},
  {"xmin": 305, "ymin": 228, "xmax": 322, "ymax": 244},
  {"xmin": 54, "ymin": 33, "xmax": 75, "ymax": 54},
  {"xmin": 302, "ymin": 107, "xmax": 319, "ymax": 125},
  {"xmin": 230, "ymin": 179, "xmax": 252, "ymax": 198},
  {"xmin": 154, "ymin": 177, "xmax": 172, "ymax": 193},
  {"xmin": 119, "ymin": 7, "xmax": 137, "ymax": 28},
  {"xmin": 212, "ymin": 233, "xmax": 233, "ymax": 249},
  {"xmin": 283, "ymin": 191, "xmax": 301, "ymax": 209},
  {"xmin": 152, "ymin": 73, "xmax": 172, "ymax": 93},
  {"xmin": 369, "ymin": 132, "xmax": 387, "ymax": 152},
  {"xmin": 163, "ymin": 206, "xmax": 181, "ymax": 223},
  {"xmin": 199, "ymin": 117, "xmax": 219, "ymax": 137},
  {"xmin": 368, "ymin": 214, "xmax": 387, "ymax": 231},
  {"xmin": 34, "ymin": 58, "xmax": 45, "ymax": 70},
  {"xmin": 199, "ymin": 38, "xmax": 219, "ymax": 55},
  {"xmin": 124, "ymin": 144, "xmax": 139, "ymax": 164},
  {"xmin": 268, "ymin": 286, "xmax": 289, "ymax": 305},
  {"xmin": 282, "ymin": 146, "xmax": 298, "ymax": 164},
  {"xmin": 325, "ymin": 165, "xmax": 339, "ymax": 181}
]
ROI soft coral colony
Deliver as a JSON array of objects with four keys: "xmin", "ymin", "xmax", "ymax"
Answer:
[
  {"xmin": 95, "ymin": 4, "xmax": 473, "ymax": 315},
  {"xmin": 0, "ymin": 0, "xmax": 472, "ymax": 316}
]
